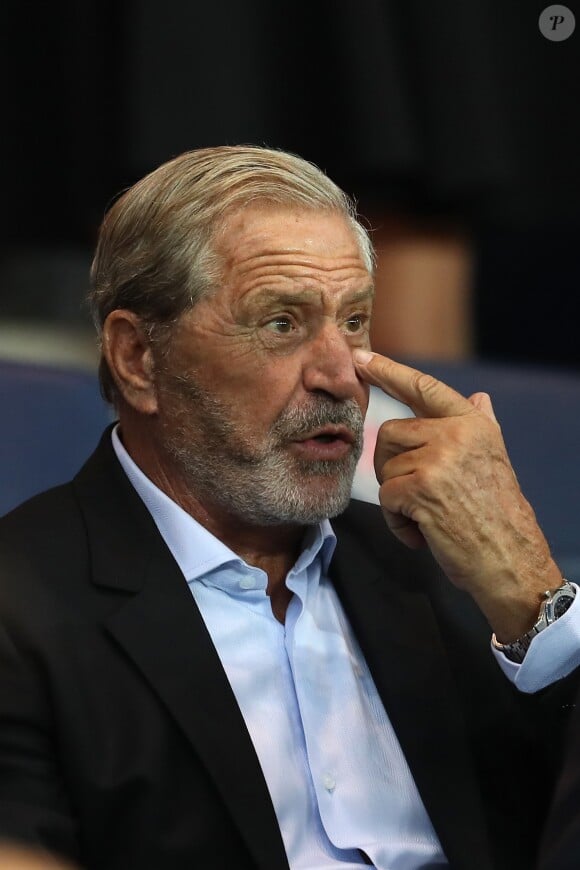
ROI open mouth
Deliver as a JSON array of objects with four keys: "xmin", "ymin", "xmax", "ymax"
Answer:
[
  {"xmin": 296, "ymin": 425, "xmax": 355, "ymax": 445},
  {"xmin": 291, "ymin": 426, "xmax": 355, "ymax": 459}
]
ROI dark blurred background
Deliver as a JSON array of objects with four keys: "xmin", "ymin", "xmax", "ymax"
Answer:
[{"xmin": 1, "ymin": 0, "xmax": 579, "ymax": 369}]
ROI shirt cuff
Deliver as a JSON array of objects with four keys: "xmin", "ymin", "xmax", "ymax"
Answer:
[{"xmin": 491, "ymin": 583, "xmax": 580, "ymax": 693}]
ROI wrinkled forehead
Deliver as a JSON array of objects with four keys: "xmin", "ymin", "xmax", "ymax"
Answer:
[{"xmin": 212, "ymin": 204, "xmax": 372, "ymax": 283}]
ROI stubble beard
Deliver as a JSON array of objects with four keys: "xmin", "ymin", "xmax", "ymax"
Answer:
[{"xmin": 159, "ymin": 373, "xmax": 365, "ymax": 526}]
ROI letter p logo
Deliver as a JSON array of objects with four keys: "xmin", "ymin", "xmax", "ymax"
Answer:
[{"xmin": 539, "ymin": 5, "xmax": 576, "ymax": 40}]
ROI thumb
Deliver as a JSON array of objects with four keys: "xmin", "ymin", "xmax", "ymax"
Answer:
[{"xmin": 468, "ymin": 391, "xmax": 498, "ymax": 422}]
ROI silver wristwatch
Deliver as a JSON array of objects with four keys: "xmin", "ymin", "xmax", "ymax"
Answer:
[{"xmin": 492, "ymin": 580, "xmax": 576, "ymax": 663}]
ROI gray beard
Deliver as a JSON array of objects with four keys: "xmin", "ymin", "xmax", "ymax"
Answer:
[{"xmin": 159, "ymin": 373, "xmax": 365, "ymax": 526}]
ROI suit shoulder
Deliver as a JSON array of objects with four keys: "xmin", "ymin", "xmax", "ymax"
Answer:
[
  {"xmin": 1, "ymin": 482, "xmax": 80, "ymax": 537},
  {"xmin": 0, "ymin": 484, "xmax": 87, "ymax": 581}
]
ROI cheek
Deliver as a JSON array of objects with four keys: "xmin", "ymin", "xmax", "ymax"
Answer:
[
  {"xmin": 209, "ymin": 358, "xmax": 302, "ymax": 426},
  {"xmin": 244, "ymin": 367, "xmax": 301, "ymax": 420}
]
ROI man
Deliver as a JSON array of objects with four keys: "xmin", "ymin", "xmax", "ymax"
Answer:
[{"xmin": 0, "ymin": 146, "xmax": 578, "ymax": 870}]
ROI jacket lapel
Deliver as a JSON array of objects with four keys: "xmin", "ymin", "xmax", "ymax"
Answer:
[
  {"xmin": 331, "ymin": 507, "xmax": 493, "ymax": 870},
  {"xmin": 74, "ymin": 431, "xmax": 289, "ymax": 870}
]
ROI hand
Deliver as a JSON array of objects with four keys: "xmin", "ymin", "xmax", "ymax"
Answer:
[{"xmin": 353, "ymin": 350, "xmax": 563, "ymax": 642}]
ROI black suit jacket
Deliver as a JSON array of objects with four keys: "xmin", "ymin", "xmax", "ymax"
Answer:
[
  {"xmin": 0, "ymin": 430, "xmax": 575, "ymax": 869},
  {"xmin": 537, "ymin": 691, "xmax": 580, "ymax": 870}
]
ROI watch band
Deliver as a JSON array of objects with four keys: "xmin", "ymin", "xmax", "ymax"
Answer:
[{"xmin": 492, "ymin": 580, "xmax": 576, "ymax": 664}]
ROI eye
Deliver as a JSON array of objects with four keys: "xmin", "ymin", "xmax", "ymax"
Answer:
[
  {"xmin": 264, "ymin": 316, "xmax": 295, "ymax": 334},
  {"xmin": 344, "ymin": 314, "xmax": 368, "ymax": 333}
]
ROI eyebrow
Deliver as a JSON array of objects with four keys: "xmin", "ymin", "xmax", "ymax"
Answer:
[
  {"xmin": 344, "ymin": 287, "xmax": 375, "ymax": 304},
  {"xmin": 248, "ymin": 286, "xmax": 375, "ymax": 312}
]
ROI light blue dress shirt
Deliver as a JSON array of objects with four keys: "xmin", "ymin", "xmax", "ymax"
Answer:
[{"xmin": 112, "ymin": 427, "xmax": 580, "ymax": 867}]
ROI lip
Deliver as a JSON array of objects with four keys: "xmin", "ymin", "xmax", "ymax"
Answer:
[
  {"xmin": 294, "ymin": 425, "xmax": 355, "ymax": 445},
  {"xmin": 290, "ymin": 425, "xmax": 355, "ymax": 461}
]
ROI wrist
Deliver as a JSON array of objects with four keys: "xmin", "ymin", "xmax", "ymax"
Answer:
[
  {"xmin": 491, "ymin": 579, "xmax": 576, "ymax": 663},
  {"xmin": 470, "ymin": 557, "xmax": 564, "ymax": 642}
]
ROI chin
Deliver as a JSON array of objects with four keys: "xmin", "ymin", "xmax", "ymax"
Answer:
[{"xmin": 252, "ymin": 478, "xmax": 353, "ymax": 526}]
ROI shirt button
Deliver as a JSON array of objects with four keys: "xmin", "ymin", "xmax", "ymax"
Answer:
[
  {"xmin": 322, "ymin": 773, "xmax": 336, "ymax": 793},
  {"xmin": 239, "ymin": 576, "xmax": 256, "ymax": 590}
]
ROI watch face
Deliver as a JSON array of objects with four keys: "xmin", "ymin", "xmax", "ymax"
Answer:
[{"xmin": 554, "ymin": 594, "xmax": 575, "ymax": 618}]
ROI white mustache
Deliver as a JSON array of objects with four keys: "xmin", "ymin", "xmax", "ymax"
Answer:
[{"xmin": 271, "ymin": 400, "xmax": 364, "ymax": 444}]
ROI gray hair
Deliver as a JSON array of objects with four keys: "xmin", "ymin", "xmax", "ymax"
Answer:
[{"xmin": 89, "ymin": 145, "xmax": 375, "ymax": 403}]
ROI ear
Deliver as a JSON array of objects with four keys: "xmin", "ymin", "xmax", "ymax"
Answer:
[{"xmin": 102, "ymin": 310, "xmax": 159, "ymax": 414}]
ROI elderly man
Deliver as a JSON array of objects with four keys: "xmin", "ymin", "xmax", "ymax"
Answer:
[{"xmin": 0, "ymin": 146, "xmax": 578, "ymax": 870}]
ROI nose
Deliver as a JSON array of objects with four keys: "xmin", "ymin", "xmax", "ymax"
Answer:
[{"xmin": 302, "ymin": 322, "xmax": 368, "ymax": 404}]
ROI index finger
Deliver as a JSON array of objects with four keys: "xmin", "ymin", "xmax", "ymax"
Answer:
[{"xmin": 353, "ymin": 350, "xmax": 473, "ymax": 419}]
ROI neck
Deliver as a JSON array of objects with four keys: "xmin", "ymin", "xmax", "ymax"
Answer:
[{"xmin": 164, "ymin": 482, "xmax": 304, "ymax": 624}]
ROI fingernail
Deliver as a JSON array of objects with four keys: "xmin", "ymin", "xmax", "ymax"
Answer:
[{"xmin": 353, "ymin": 350, "xmax": 374, "ymax": 365}]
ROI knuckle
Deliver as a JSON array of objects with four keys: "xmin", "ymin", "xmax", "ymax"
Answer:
[
  {"xmin": 408, "ymin": 504, "xmax": 430, "ymax": 527},
  {"xmin": 433, "ymin": 439, "xmax": 458, "ymax": 465},
  {"xmin": 375, "ymin": 420, "xmax": 399, "ymax": 449},
  {"xmin": 377, "ymin": 480, "xmax": 395, "ymax": 510},
  {"xmin": 375, "ymin": 459, "xmax": 389, "ymax": 484},
  {"xmin": 412, "ymin": 464, "xmax": 443, "ymax": 493},
  {"xmin": 413, "ymin": 465, "xmax": 432, "ymax": 488},
  {"xmin": 411, "ymin": 370, "xmax": 440, "ymax": 401}
]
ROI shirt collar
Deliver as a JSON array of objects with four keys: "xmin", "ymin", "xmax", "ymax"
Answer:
[{"xmin": 111, "ymin": 425, "xmax": 337, "ymax": 581}]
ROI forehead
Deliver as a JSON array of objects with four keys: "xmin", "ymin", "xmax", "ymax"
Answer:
[{"xmin": 212, "ymin": 205, "xmax": 372, "ymax": 302}]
